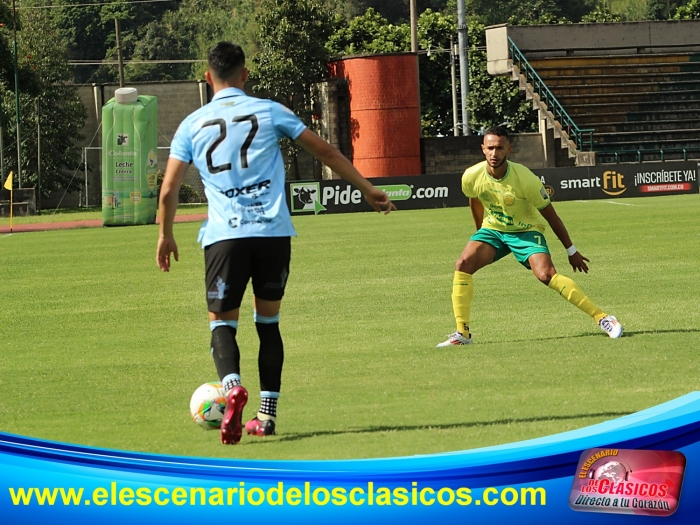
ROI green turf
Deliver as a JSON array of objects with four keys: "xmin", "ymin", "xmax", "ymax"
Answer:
[
  {"xmin": 0, "ymin": 194, "xmax": 698, "ymax": 460},
  {"xmin": 0, "ymin": 204, "xmax": 208, "ymax": 225}
]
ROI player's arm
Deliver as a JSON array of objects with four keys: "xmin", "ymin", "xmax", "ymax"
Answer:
[
  {"xmin": 539, "ymin": 203, "xmax": 589, "ymax": 273},
  {"xmin": 294, "ymin": 129, "xmax": 396, "ymax": 214},
  {"xmin": 156, "ymin": 158, "xmax": 189, "ymax": 272},
  {"xmin": 469, "ymin": 197, "xmax": 484, "ymax": 231}
]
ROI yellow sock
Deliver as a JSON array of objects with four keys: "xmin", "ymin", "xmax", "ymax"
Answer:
[
  {"xmin": 452, "ymin": 271, "xmax": 473, "ymax": 335},
  {"xmin": 548, "ymin": 273, "xmax": 606, "ymax": 322}
]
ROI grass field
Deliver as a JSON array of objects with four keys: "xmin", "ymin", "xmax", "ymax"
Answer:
[
  {"xmin": 0, "ymin": 204, "xmax": 209, "ymax": 225},
  {"xmin": 1, "ymin": 194, "xmax": 698, "ymax": 460}
]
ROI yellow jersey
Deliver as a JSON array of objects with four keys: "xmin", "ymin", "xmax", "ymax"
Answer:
[{"xmin": 461, "ymin": 160, "xmax": 551, "ymax": 233}]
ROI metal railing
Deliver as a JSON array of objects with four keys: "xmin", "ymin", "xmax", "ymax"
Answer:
[
  {"xmin": 597, "ymin": 147, "xmax": 700, "ymax": 163},
  {"xmin": 508, "ymin": 38, "xmax": 595, "ymax": 152}
]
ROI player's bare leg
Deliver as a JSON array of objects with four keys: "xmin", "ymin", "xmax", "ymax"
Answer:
[
  {"xmin": 528, "ymin": 252, "xmax": 557, "ymax": 285},
  {"xmin": 456, "ymin": 240, "xmax": 497, "ymax": 276}
]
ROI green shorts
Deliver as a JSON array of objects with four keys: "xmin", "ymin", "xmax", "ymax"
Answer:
[{"xmin": 470, "ymin": 228, "xmax": 550, "ymax": 269}]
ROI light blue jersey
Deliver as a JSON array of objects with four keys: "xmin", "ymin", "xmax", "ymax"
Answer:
[{"xmin": 170, "ymin": 87, "xmax": 306, "ymax": 247}]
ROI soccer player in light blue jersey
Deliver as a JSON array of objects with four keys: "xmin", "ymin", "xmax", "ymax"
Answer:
[{"xmin": 157, "ymin": 42, "xmax": 395, "ymax": 445}]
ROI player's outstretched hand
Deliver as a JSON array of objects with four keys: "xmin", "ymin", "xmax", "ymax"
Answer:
[
  {"xmin": 157, "ymin": 236, "xmax": 179, "ymax": 272},
  {"xmin": 365, "ymin": 187, "xmax": 397, "ymax": 214},
  {"xmin": 569, "ymin": 252, "xmax": 589, "ymax": 273}
]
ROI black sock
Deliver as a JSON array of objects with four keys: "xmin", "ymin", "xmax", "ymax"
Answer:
[
  {"xmin": 211, "ymin": 325, "xmax": 240, "ymax": 381},
  {"xmin": 255, "ymin": 322, "xmax": 284, "ymax": 393}
]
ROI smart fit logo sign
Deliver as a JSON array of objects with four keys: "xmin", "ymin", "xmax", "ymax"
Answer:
[{"xmin": 602, "ymin": 170, "xmax": 627, "ymax": 196}]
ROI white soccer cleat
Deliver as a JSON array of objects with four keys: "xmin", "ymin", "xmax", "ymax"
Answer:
[
  {"xmin": 599, "ymin": 315, "xmax": 623, "ymax": 339},
  {"xmin": 436, "ymin": 331, "xmax": 473, "ymax": 347}
]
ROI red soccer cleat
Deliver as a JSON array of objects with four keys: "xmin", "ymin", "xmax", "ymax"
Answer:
[
  {"xmin": 245, "ymin": 417, "xmax": 276, "ymax": 437},
  {"xmin": 221, "ymin": 386, "xmax": 248, "ymax": 445}
]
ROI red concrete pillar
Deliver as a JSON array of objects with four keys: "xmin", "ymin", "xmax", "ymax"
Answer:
[{"xmin": 330, "ymin": 53, "xmax": 422, "ymax": 177}]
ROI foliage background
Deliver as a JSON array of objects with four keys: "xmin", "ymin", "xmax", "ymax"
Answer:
[{"xmin": 3, "ymin": 0, "xmax": 700, "ymax": 193}]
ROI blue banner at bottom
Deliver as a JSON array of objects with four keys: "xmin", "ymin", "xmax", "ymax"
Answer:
[{"xmin": 3, "ymin": 392, "xmax": 700, "ymax": 524}]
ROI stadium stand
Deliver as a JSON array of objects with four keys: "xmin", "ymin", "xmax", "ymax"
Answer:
[
  {"xmin": 528, "ymin": 53, "xmax": 700, "ymax": 163},
  {"xmin": 486, "ymin": 21, "xmax": 700, "ymax": 165}
]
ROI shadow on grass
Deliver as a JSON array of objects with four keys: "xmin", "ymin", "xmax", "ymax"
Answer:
[
  {"xmin": 613, "ymin": 328, "xmax": 700, "ymax": 338},
  {"xmin": 478, "ymin": 328, "xmax": 700, "ymax": 344},
  {"xmin": 247, "ymin": 411, "xmax": 631, "ymax": 445}
]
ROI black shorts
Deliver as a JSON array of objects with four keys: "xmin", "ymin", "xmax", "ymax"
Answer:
[{"xmin": 204, "ymin": 237, "xmax": 291, "ymax": 313}]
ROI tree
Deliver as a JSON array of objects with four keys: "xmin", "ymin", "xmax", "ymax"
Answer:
[
  {"xmin": 466, "ymin": 19, "xmax": 537, "ymax": 133},
  {"xmin": 339, "ymin": 1, "xmax": 453, "ymax": 24},
  {"xmin": 416, "ymin": 9, "xmax": 458, "ymax": 135},
  {"xmin": 580, "ymin": 4, "xmax": 623, "ymax": 22},
  {"xmin": 326, "ymin": 6, "xmax": 537, "ymax": 135},
  {"xmin": 0, "ymin": 6, "xmax": 86, "ymax": 196},
  {"xmin": 646, "ymin": 0, "xmax": 684, "ymax": 19},
  {"xmin": 180, "ymin": 0, "xmax": 262, "ymax": 79},
  {"xmin": 326, "ymin": 8, "xmax": 410, "ymax": 54},
  {"xmin": 50, "ymin": 0, "xmax": 180, "ymax": 83},
  {"xmin": 252, "ymin": 0, "xmax": 336, "ymax": 179},
  {"xmin": 466, "ymin": 0, "xmax": 596, "ymax": 25},
  {"xmin": 327, "ymin": 8, "xmax": 459, "ymax": 135},
  {"xmin": 0, "ymin": 1, "xmax": 15, "ymax": 87},
  {"xmin": 119, "ymin": 0, "xmax": 268, "ymax": 82},
  {"xmin": 125, "ymin": 14, "xmax": 196, "ymax": 82},
  {"xmin": 49, "ymin": 1, "xmax": 106, "ymax": 83},
  {"xmin": 674, "ymin": 0, "xmax": 700, "ymax": 18}
]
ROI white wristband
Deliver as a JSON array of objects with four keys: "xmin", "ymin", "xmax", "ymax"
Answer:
[{"xmin": 566, "ymin": 245, "xmax": 577, "ymax": 257}]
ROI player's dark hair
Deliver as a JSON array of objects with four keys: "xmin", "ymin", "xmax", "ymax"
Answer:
[
  {"xmin": 483, "ymin": 125, "xmax": 510, "ymax": 141},
  {"xmin": 208, "ymin": 42, "xmax": 245, "ymax": 81}
]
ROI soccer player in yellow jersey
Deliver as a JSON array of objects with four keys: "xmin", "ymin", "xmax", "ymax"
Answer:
[{"xmin": 437, "ymin": 125, "xmax": 623, "ymax": 346}]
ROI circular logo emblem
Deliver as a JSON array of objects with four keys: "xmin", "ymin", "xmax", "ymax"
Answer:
[
  {"xmin": 544, "ymin": 185, "xmax": 554, "ymax": 198},
  {"xmin": 503, "ymin": 192, "xmax": 515, "ymax": 206},
  {"xmin": 592, "ymin": 461, "xmax": 630, "ymax": 483}
]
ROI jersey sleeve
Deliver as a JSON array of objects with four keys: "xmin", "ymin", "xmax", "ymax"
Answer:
[
  {"xmin": 523, "ymin": 169, "xmax": 550, "ymax": 210},
  {"xmin": 169, "ymin": 117, "xmax": 193, "ymax": 163},
  {"xmin": 461, "ymin": 168, "xmax": 477, "ymax": 198},
  {"xmin": 270, "ymin": 102, "xmax": 307, "ymax": 140}
]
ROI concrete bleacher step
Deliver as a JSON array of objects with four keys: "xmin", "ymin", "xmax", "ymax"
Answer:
[
  {"xmin": 549, "ymin": 80, "xmax": 700, "ymax": 96},
  {"xmin": 513, "ymin": 52, "xmax": 700, "ymax": 163},
  {"xmin": 557, "ymin": 90, "xmax": 700, "ymax": 105},
  {"xmin": 594, "ymin": 137, "xmax": 700, "ymax": 151},
  {"xmin": 574, "ymin": 110, "xmax": 700, "ymax": 124},
  {"xmin": 528, "ymin": 54, "xmax": 699, "ymax": 68},
  {"xmin": 520, "ymin": 53, "xmax": 700, "ymax": 163},
  {"xmin": 532, "ymin": 62, "xmax": 700, "ymax": 78},
  {"xmin": 529, "ymin": 53, "xmax": 700, "ymax": 70},
  {"xmin": 566, "ymin": 100, "xmax": 700, "ymax": 114},
  {"xmin": 596, "ymin": 150, "xmax": 700, "ymax": 162},
  {"xmin": 596, "ymin": 127, "xmax": 700, "ymax": 141},
  {"xmin": 542, "ymin": 71, "xmax": 700, "ymax": 86},
  {"xmin": 584, "ymin": 119, "xmax": 700, "ymax": 133}
]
